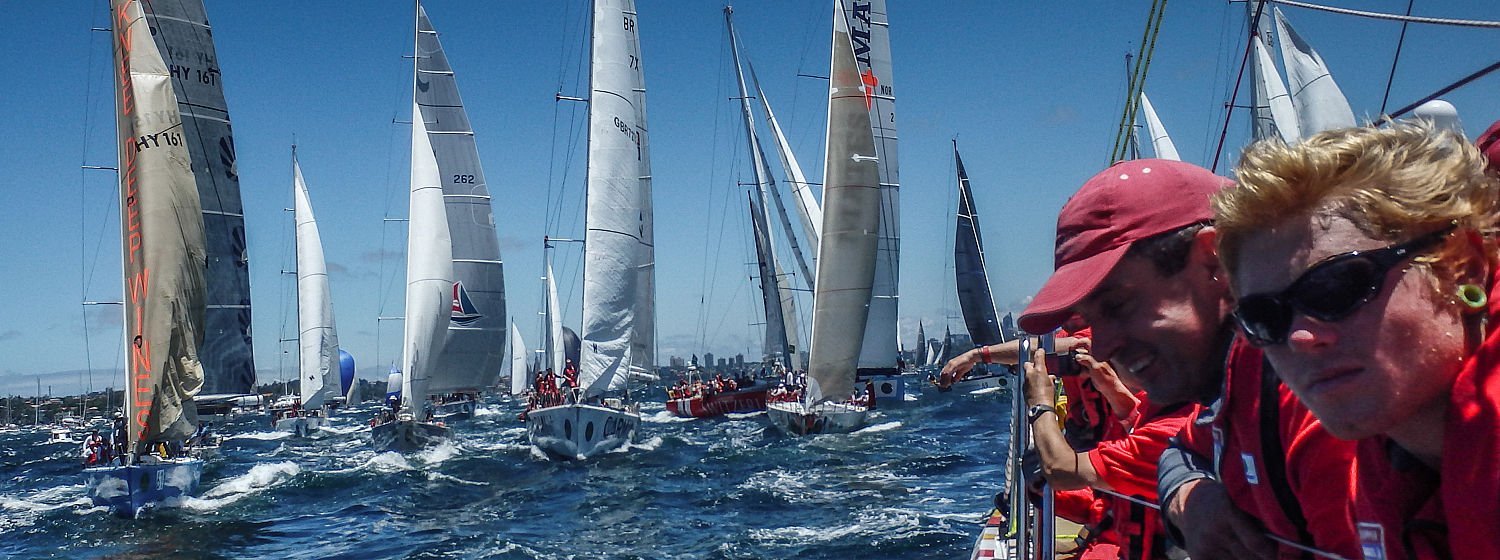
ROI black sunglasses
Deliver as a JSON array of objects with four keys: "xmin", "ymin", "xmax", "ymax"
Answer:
[{"xmin": 1233, "ymin": 224, "xmax": 1455, "ymax": 347}]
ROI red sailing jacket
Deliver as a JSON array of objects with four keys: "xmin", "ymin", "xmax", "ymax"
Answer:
[
  {"xmin": 1176, "ymin": 341, "xmax": 1362, "ymax": 560},
  {"xmin": 1090, "ymin": 397, "xmax": 1193, "ymax": 560},
  {"xmin": 1351, "ymin": 269, "xmax": 1500, "ymax": 560}
]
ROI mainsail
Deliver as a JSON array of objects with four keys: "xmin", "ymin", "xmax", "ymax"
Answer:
[
  {"xmin": 580, "ymin": 0, "xmax": 654, "ymax": 399},
  {"xmin": 952, "ymin": 144, "xmax": 1004, "ymax": 347},
  {"xmin": 806, "ymin": 0, "xmax": 882, "ymax": 404},
  {"xmin": 142, "ymin": 0, "xmax": 255, "ymax": 395},
  {"xmin": 1273, "ymin": 8, "xmax": 1356, "ymax": 136},
  {"xmin": 400, "ymin": 100, "xmax": 455, "ymax": 416},
  {"xmin": 293, "ymin": 155, "xmax": 339, "ymax": 410},
  {"xmin": 1137, "ymin": 93, "xmax": 1180, "ymax": 161},
  {"xmin": 843, "ymin": 0, "xmax": 900, "ymax": 376},
  {"xmin": 415, "ymin": 5, "xmax": 508, "ymax": 394},
  {"xmin": 111, "ymin": 0, "xmax": 206, "ymax": 448}
]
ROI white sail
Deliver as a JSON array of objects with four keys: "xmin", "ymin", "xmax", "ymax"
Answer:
[
  {"xmin": 141, "ymin": 0, "xmax": 255, "ymax": 396},
  {"xmin": 1137, "ymin": 93, "xmax": 1180, "ymax": 161},
  {"xmin": 509, "ymin": 322, "xmax": 529, "ymax": 396},
  {"xmin": 1273, "ymin": 8, "xmax": 1356, "ymax": 136},
  {"xmin": 844, "ymin": 0, "xmax": 900, "ymax": 375},
  {"xmin": 415, "ymin": 5, "xmax": 508, "ymax": 395},
  {"xmin": 400, "ymin": 101, "xmax": 455, "ymax": 415},
  {"xmin": 806, "ymin": 0, "xmax": 883, "ymax": 404},
  {"xmin": 1246, "ymin": 1, "xmax": 1281, "ymax": 142},
  {"xmin": 749, "ymin": 63, "xmax": 822, "ymax": 274},
  {"xmin": 546, "ymin": 259, "xmax": 566, "ymax": 378},
  {"xmin": 111, "ymin": 0, "xmax": 206, "ymax": 447},
  {"xmin": 1252, "ymin": 34, "xmax": 1301, "ymax": 144},
  {"xmin": 293, "ymin": 156, "xmax": 339, "ymax": 410},
  {"xmin": 580, "ymin": 0, "xmax": 652, "ymax": 399}
]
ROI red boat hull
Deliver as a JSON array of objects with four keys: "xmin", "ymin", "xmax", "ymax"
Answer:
[{"xmin": 665, "ymin": 388, "xmax": 769, "ymax": 418}]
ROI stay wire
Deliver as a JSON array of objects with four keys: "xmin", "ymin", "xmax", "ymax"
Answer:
[{"xmin": 1378, "ymin": 0, "xmax": 1416, "ymax": 115}]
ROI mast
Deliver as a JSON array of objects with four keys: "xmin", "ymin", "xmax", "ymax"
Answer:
[
  {"xmin": 580, "ymin": 0, "xmax": 653, "ymax": 399},
  {"xmin": 952, "ymin": 143, "xmax": 1004, "ymax": 347},
  {"xmin": 293, "ymin": 151, "xmax": 339, "ymax": 410},
  {"xmin": 805, "ymin": 0, "xmax": 882, "ymax": 404},
  {"xmin": 142, "ymin": 0, "xmax": 256, "ymax": 396},
  {"xmin": 415, "ymin": 4, "xmax": 508, "ymax": 395},
  {"xmin": 110, "ymin": 0, "xmax": 207, "ymax": 453},
  {"xmin": 400, "ymin": 2, "xmax": 455, "ymax": 417},
  {"xmin": 844, "ymin": 0, "xmax": 900, "ymax": 378}
]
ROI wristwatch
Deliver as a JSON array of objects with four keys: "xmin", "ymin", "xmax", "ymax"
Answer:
[{"xmin": 1027, "ymin": 404, "xmax": 1056, "ymax": 425}]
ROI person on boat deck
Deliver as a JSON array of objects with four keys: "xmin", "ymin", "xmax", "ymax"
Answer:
[
  {"xmin": 1013, "ymin": 158, "xmax": 1362, "ymax": 560},
  {"xmin": 1213, "ymin": 122, "xmax": 1500, "ymax": 559},
  {"xmin": 1019, "ymin": 327, "xmax": 1192, "ymax": 560}
]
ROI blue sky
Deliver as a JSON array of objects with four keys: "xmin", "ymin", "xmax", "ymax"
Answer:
[{"xmin": 3, "ymin": 0, "xmax": 1497, "ymax": 396}]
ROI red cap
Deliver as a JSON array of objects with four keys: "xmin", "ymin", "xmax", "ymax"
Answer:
[
  {"xmin": 1477, "ymin": 119, "xmax": 1500, "ymax": 173},
  {"xmin": 1018, "ymin": 159, "xmax": 1232, "ymax": 335}
]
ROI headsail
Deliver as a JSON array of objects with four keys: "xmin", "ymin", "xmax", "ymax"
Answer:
[
  {"xmin": 952, "ymin": 144, "xmax": 1004, "ymax": 347},
  {"xmin": 293, "ymin": 155, "xmax": 340, "ymax": 410},
  {"xmin": 914, "ymin": 322, "xmax": 927, "ymax": 366},
  {"xmin": 111, "ymin": 0, "xmax": 206, "ymax": 449},
  {"xmin": 510, "ymin": 322, "xmax": 529, "ymax": 396},
  {"xmin": 843, "ymin": 0, "xmax": 900, "ymax": 377},
  {"xmin": 415, "ymin": 5, "xmax": 507, "ymax": 394},
  {"xmin": 748, "ymin": 191, "xmax": 794, "ymax": 369},
  {"xmin": 748, "ymin": 63, "xmax": 822, "ymax": 275},
  {"xmin": 806, "ymin": 0, "xmax": 882, "ymax": 404},
  {"xmin": 545, "ymin": 257, "xmax": 566, "ymax": 378},
  {"xmin": 1273, "ymin": 8, "xmax": 1356, "ymax": 136},
  {"xmin": 1137, "ymin": 93, "xmax": 1180, "ymax": 161},
  {"xmin": 580, "ymin": 0, "xmax": 653, "ymax": 399},
  {"xmin": 400, "ymin": 100, "xmax": 454, "ymax": 415},
  {"xmin": 142, "ymin": 0, "xmax": 255, "ymax": 395}
]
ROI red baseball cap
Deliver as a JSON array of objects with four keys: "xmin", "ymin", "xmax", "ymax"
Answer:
[
  {"xmin": 1018, "ymin": 159, "xmax": 1232, "ymax": 335},
  {"xmin": 1476, "ymin": 119, "xmax": 1500, "ymax": 173}
]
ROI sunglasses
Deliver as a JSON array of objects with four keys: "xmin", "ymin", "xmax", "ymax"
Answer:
[{"xmin": 1232, "ymin": 224, "xmax": 1455, "ymax": 347}]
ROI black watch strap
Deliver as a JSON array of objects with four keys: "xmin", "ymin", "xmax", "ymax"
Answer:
[{"xmin": 1027, "ymin": 404, "xmax": 1056, "ymax": 424}]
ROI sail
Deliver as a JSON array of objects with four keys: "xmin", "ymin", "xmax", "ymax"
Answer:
[
  {"xmin": 339, "ymin": 349, "xmax": 355, "ymax": 399},
  {"xmin": 806, "ymin": 1, "xmax": 882, "ymax": 404},
  {"xmin": 293, "ymin": 157, "xmax": 340, "ymax": 410},
  {"xmin": 580, "ymin": 0, "xmax": 652, "ymax": 399},
  {"xmin": 914, "ymin": 322, "xmax": 926, "ymax": 365},
  {"xmin": 1273, "ymin": 8, "xmax": 1356, "ymax": 136},
  {"xmin": 774, "ymin": 257, "xmax": 802, "ymax": 372},
  {"xmin": 1137, "ymin": 93, "xmax": 1180, "ymax": 161},
  {"xmin": 400, "ymin": 101, "xmax": 455, "ymax": 415},
  {"xmin": 953, "ymin": 145, "xmax": 1004, "ymax": 347},
  {"xmin": 1246, "ymin": 1, "xmax": 1281, "ymax": 142},
  {"xmin": 111, "ymin": 0, "xmax": 206, "ymax": 448},
  {"xmin": 748, "ymin": 191, "xmax": 791, "ymax": 368},
  {"xmin": 509, "ymin": 323, "xmax": 529, "ymax": 396},
  {"xmin": 632, "ymin": 5, "xmax": 657, "ymax": 380},
  {"xmin": 844, "ymin": 0, "xmax": 900, "ymax": 376},
  {"xmin": 749, "ymin": 63, "xmax": 822, "ymax": 275},
  {"xmin": 1252, "ymin": 35, "xmax": 1301, "ymax": 144},
  {"xmin": 141, "ymin": 0, "xmax": 255, "ymax": 395},
  {"xmin": 546, "ymin": 258, "xmax": 566, "ymax": 378},
  {"xmin": 414, "ymin": 6, "xmax": 507, "ymax": 394}
]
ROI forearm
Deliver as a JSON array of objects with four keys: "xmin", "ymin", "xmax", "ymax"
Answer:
[{"xmin": 1030, "ymin": 409, "xmax": 1102, "ymax": 491}]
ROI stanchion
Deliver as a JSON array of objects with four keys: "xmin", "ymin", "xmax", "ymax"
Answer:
[{"xmin": 1012, "ymin": 337, "xmax": 1034, "ymax": 560}]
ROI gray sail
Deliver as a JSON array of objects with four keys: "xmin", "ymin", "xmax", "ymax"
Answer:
[
  {"xmin": 415, "ymin": 5, "xmax": 507, "ymax": 394},
  {"xmin": 953, "ymin": 144, "xmax": 1003, "ymax": 346},
  {"xmin": 748, "ymin": 191, "xmax": 792, "ymax": 369},
  {"xmin": 111, "ymin": 0, "xmax": 206, "ymax": 448},
  {"xmin": 914, "ymin": 322, "xmax": 926, "ymax": 365},
  {"xmin": 843, "ymin": 0, "xmax": 900, "ymax": 376},
  {"xmin": 806, "ymin": 0, "xmax": 882, "ymax": 404},
  {"xmin": 1272, "ymin": 8, "xmax": 1356, "ymax": 136},
  {"xmin": 749, "ymin": 62, "xmax": 822, "ymax": 276}
]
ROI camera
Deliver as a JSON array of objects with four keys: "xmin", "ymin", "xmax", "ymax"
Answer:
[{"xmin": 1040, "ymin": 334, "xmax": 1084, "ymax": 377}]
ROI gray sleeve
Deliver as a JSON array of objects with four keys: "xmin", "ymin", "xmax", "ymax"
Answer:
[{"xmin": 1156, "ymin": 435, "xmax": 1217, "ymax": 546}]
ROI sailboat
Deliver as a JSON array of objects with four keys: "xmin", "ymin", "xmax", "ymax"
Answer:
[
  {"xmin": 84, "ymin": 0, "xmax": 209, "ymax": 518},
  {"xmin": 272, "ymin": 151, "xmax": 340, "ymax": 437},
  {"xmin": 765, "ymin": 0, "xmax": 883, "ymax": 436},
  {"xmin": 525, "ymin": 0, "xmax": 648, "ymax": 461},
  {"xmin": 924, "ymin": 142, "xmax": 1012, "ymax": 398}
]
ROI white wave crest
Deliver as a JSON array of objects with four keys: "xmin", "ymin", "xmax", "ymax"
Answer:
[
  {"xmin": 226, "ymin": 431, "xmax": 291, "ymax": 442},
  {"xmin": 855, "ymin": 421, "xmax": 902, "ymax": 434},
  {"xmin": 180, "ymin": 461, "xmax": 300, "ymax": 511},
  {"xmin": 416, "ymin": 441, "xmax": 459, "ymax": 465},
  {"xmin": 644, "ymin": 410, "xmax": 693, "ymax": 424},
  {"xmin": 725, "ymin": 411, "xmax": 765, "ymax": 419}
]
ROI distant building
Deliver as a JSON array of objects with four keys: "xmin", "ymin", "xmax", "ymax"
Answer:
[
  {"xmin": 717, "ymin": 358, "xmax": 727, "ymax": 368},
  {"xmin": 734, "ymin": 354, "xmax": 744, "ymax": 368},
  {"xmin": 703, "ymin": 353, "xmax": 715, "ymax": 371},
  {"xmin": 1001, "ymin": 313, "xmax": 1018, "ymax": 341}
]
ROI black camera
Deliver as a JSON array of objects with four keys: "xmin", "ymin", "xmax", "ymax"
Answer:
[{"xmin": 1040, "ymin": 334, "xmax": 1084, "ymax": 377}]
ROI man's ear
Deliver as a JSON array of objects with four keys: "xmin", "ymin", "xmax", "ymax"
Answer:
[{"xmin": 1190, "ymin": 226, "xmax": 1222, "ymax": 278}]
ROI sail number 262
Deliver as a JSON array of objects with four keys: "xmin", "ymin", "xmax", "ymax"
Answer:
[{"xmin": 453, "ymin": 174, "xmax": 476, "ymax": 184}]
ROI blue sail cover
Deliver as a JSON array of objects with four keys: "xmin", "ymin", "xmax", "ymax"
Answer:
[
  {"xmin": 339, "ymin": 350, "xmax": 355, "ymax": 398},
  {"xmin": 144, "ymin": 0, "xmax": 255, "ymax": 395},
  {"xmin": 953, "ymin": 146, "xmax": 1004, "ymax": 346}
]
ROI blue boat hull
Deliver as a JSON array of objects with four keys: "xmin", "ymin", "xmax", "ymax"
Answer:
[{"xmin": 84, "ymin": 459, "xmax": 203, "ymax": 518}]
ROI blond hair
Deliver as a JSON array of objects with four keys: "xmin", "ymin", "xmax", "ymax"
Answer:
[{"xmin": 1215, "ymin": 122, "xmax": 1500, "ymax": 290}]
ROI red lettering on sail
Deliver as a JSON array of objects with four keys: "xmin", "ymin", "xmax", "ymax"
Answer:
[{"xmin": 860, "ymin": 69, "xmax": 878, "ymax": 111}]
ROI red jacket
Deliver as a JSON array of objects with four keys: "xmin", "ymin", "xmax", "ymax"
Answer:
[
  {"xmin": 1351, "ymin": 270, "xmax": 1500, "ymax": 560},
  {"xmin": 1176, "ymin": 341, "xmax": 1361, "ymax": 560},
  {"xmin": 1090, "ymin": 397, "xmax": 1193, "ymax": 560}
]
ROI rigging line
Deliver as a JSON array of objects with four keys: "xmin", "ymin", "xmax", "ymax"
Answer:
[
  {"xmin": 1211, "ymin": 0, "xmax": 1269, "ymax": 173},
  {"xmin": 1383, "ymin": 58, "xmax": 1500, "ymax": 121},
  {"xmin": 1109, "ymin": 0, "xmax": 1167, "ymax": 164},
  {"xmin": 79, "ymin": 2, "xmax": 107, "ymax": 399},
  {"xmin": 1378, "ymin": 0, "xmax": 1416, "ymax": 115},
  {"xmin": 699, "ymin": 24, "xmax": 734, "ymax": 354},
  {"xmin": 1270, "ymin": 0, "xmax": 1500, "ymax": 28}
]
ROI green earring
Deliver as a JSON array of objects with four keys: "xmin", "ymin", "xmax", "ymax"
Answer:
[{"xmin": 1458, "ymin": 284, "xmax": 1488, "ymax": 309}]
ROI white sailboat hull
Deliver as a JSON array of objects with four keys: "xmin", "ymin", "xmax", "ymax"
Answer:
[
  {"xmin": 433, "ymin": 395, "xmax": 477, "ymax": 422},
  {"xmin": 765, "ymin": 401, "xmax": 867, "ymax": 436},
  {"xmin": 526, "ymin": 403, "xmax": 639, "ymax": 461}
]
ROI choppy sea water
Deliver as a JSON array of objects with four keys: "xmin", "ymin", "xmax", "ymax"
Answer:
[{"xmin": 0, "ymin": 383, "xmax": 1012, "ymax": 559}]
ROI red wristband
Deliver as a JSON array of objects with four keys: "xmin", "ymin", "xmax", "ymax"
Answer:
[{"xmin": 980, "ymin": 345, "xmax": 992, "ymax": 364}]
